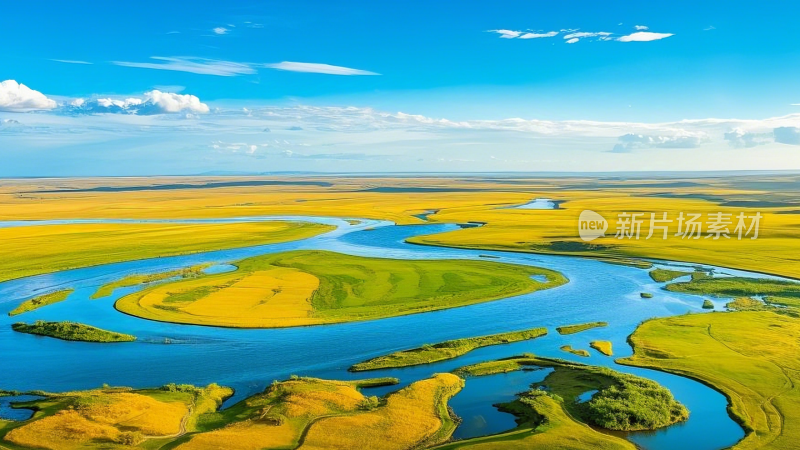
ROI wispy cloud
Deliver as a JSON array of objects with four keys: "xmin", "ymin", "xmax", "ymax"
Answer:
[
  {"xmin": 51, "ymin": 59, "xmax": 93, "ymax": 65},
  {"xmin": 263, "ymin": 62, "xmax": 379, "ymax": 76},
  {"xmin": 489, "ymin": 29, "xmax": 558, "ymax": 40},
  {"xmin": 491, "ymin": 26, "xmax": 675, "ymax": 44},
  {"xmin": 489, "ymin": 29, "xmax": 523, "ymax": 39},
  {"xmin": 212, "ymin": 27, "xmax": 229, "ymax": 35},
  {"xmin": 112, "ymin": 57, "xmax": 256, "ymax": 76},
  {"xmin": 617, "ymin": 31, "xmax": 674, "ymax": 42}
]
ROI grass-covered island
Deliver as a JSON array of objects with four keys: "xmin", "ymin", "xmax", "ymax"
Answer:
[
  {"xmin": 590, "ymin": 340, "xmax": 613, "ymax": 356},
  {"xmin": 91, "ymin": 264, "xmax": 209, "ymax": 299},
  {"xmin": 454, "ymin": 354, "xmax": 688, "ymax": 432},
  {"xmin": 556, "ymin": 321, "xmax": 608, "ymax": 335},
  {"xmin": 649, "ymin": 268, "xmax": 691, "ymax": 283},
  {"xmin": 8, "ymin": 289, "xmax": 73, "ymax": 316},
  {"xmin": 350, "ymin": 327, "xmax": 548, "ymax": 371},
  {"xmin": 560, "ymin": 345, "xmax": 590, "ymax": 357},
  {"xmin": 640, "ymin": 292, "xmax": 653, "ymax": 299},
  {"xmin": 116, "ymin": 250, "xmax": 567, "ymax": 328},
  {"xmin": 11, "ymin": 321, "xmax": 136, "ymax": 343}
]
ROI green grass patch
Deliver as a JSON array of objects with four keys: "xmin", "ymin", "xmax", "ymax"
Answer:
[
  {"xmin": 453, "ymin": 354, "xmax": 687, "ymax": 432},
  {"xmin": 619, "ymin": 311, "xmax": 800, "ymax": 449},
  {"xmin": 561, "ymin": 345, "xmax": 590, "ymax": 357},
  {"xmin": 640, "ymin": 292, "xmax": 653, "ymax": 299},
  {"xmin": 350, "ymin": 327, "xmax": 547, "ymax": 371},
  {"xmin": 556, "ymin": 321, "xmax": 608, "ymax": 335},
  {"xmin": 91, "ymin": 264, "xmax": 209, "ymax": 299},
  {"xmin": 590, "ymin": 340, "xmax": 613, "ymax": 356},
  {"xmin": 666, "ymin": 276, "xmax": 800, "ymax": 300},
  {"xmin": 8, "ymin": 289, "xmax": 73, "ymax": 316},
  {"xmin": 649, "ymin": 269, "xmax": 691, "ymax": 283},
  {"xmin": 11, "ymin": 320, "xmax": 136, "ymax": 343}
]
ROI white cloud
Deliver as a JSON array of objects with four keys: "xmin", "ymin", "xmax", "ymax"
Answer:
[
  {"xmin": 519, "ymin": 31, "xmax": 558, "ymax": 39},
  {"xmin": 63, "ymin": 90, "xmax": 208, "ymax": 115},
  {"xmin": 212, "ymin": 27, "xmax": 228, "ymax": 35},
  {"xmin": 143, "ymin": 90, "xmax": 209, "ymax": 113},
  {"xmin": 51, "ymin": 59, "xmax": 92, "ymax": 65},
  {"xmin": 774, "ymin": 127, "xmax": 800, "ymax": 145},
  {"xmin": 489, "ymin": 29, "xmax": 522, "ymax": 39},
  {"xmin": 113, "ymin": 57, "xmax": 256, "ymax": 76},
  {"xmin": 634, "ymin": 25, "xmax": 649, "ymax": 31},
  {"xmin": 723, "ymin": 128, "xmax": 773, "ymax": 148},
  {"xmin": 264, "ymin": 61, "xmax": 379, "ymax": 76},
  {"xmin": 0, "ymin": 80, "xmax": 57, "ymax": 112},
  {"xmin": 617, "ymin": 31, "xmax": 674, "ymax": 42},
  {"xmin": 562, "ymin": 31, "xmax": 612, "ymax": 43},
  {"xmin": 613, "ymin": 132, "xmax": 708, "ymax": 152}
]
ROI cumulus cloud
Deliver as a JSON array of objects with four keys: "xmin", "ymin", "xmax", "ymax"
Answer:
[
  {"xmin": 723, "ymin": 128, "xmax": 773, "ymax": 148},
  {"xmin": 264, "ymin": 61, "xmax": 379, "ymax": 76},
  {"xmin": 617, "ymin": 31, "xmax": 674, "ymax": 42},
  {"xmin": 113, "ymin": 57, "xmax": 256, "ymax": 76},
  {"xmin": 0, "ymin": 80, "xmax": 57, "ymax": 112},
  {"xmin": 774, "ymin": 127, "xmax": 800, "ymax": 145},
  {"xmin": 63, "ymin": 90, "xmax": 208, "ymax": 115},
  {"xmin": 212, "ymin": 27, "xmax": 228, "ymax": 35},
  {"xmin": 612, "ymin": 133, "xmax": 708, "ymax": 152}
]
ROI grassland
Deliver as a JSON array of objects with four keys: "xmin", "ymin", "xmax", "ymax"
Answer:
[
  {"xmin": 434, "ymin": 389, "xmax": 636, "ymax": 450},
  {"xmin": 6, "ymin": 175, "xmax": 800, "ymax": 281},
  {"xmin": 1, "ymin": 383, "xmax": 230, "ymax": 450},
  {"xmin": 620, "ymin": 311, "xmax": 800, "ymax": 449},
  {"xmin": 349, "ymin": 327, "xmax": 547, "ymax": 371},
  {"xmin": 666, "ymin": 276, "xmax": 800, "ymax": 299},
  {"xmin": 116, "ymin": 250, "xmax": 566, "ymax": 328},
  {"xmin": 0, "ymin": 221, "xmax": 333, "ymax": 284},
  {"xmin": 649, "ymin": 269, "xmax": 692, "ymax": 282},
  {"xmin": 590, "ymin": 340, "xmax": 613, "ymax": 356},
  {"xmin": 560, "ymin": 345, "xmax": 590, "ymax": 357},
  {"xmin": 454, "ymin": 355, "xmax": 688, "ymax": 432},
  {"xmin": 174, "ymin": 375, "xmax": 461, "ymax": 450},
  {"xmin": 11, "ymin": 321, "xmax": 136, "ymax": 343},
  {"xmin": 91, "ymin": 265, "xmax": 209, "ymax": 299},
  {"xmin": 8, "ymin": 289, "xmax": 73, "ymax": 316},
  {"xmin": 556, "ymin": 321, "xmax": 608, "ymax": 335}
]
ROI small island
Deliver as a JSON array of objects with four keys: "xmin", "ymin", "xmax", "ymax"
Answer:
[
  {"xmin": 590, "ymin": 340, "xmax": 613, "ymax": 356},
  {"xmin": 556, "ymin": 321, "xmax": 608, "ymax": 335},
  {"xmin": 640, "ymin": 292, "xmax": 654, "ymax": 299},
  {"xmin": 12, "ymin": 321, "xmax": 136, "ymax": 343},
  {"xmin": 350, "ymin": 327, "xmax": 548, "ymax": 371},
  {"xmin": 8, "ymin": 289, "xmax": 74, "ymax": 316},
  {"xmin": 560, "ymin": 345, "xmax": 590, "ymax": 357}
]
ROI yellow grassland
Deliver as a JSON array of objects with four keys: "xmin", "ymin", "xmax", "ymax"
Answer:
[
  {"xmin": 117, "ymin": 267, "xmax": 323, "ymax": 328},
  {"xmin": 4, "ymin": 176, "xmax": 800, "ymax": 280},
  {"xmin": 0, "ymin": 221, "xmax": 333, "ymax": 283},
  {"xmin": 4, "ymin": 392, "xmax": 187, "ymax": 449},
  {"xmin": 299, "ymin": 373, "xmax": 464, "ymax": 450}
]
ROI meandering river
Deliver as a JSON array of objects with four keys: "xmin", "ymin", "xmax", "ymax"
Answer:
[{"xmin": 0, "ymin": 216, "xmax": 764, "ymax": 449}]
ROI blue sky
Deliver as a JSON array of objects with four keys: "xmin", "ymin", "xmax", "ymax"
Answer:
[{"xmin": 2, "ymin": 0, "xmax": 800, "ymax": 175}]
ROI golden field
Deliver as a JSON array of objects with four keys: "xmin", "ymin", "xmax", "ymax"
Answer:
[
  {"xmin": 115, "ymin": 250, "xmax": 562, "ymax": 328},
  {"xmin": 299, "ymin": 373, "xmax": 464, "ymax": 450},
  {"xmin": 4, "ymin": 175, "xmax": 800, "ymax": 280},
  {"xmin": 0, "ymin": 221, "xmax": 332, "ymax": 284}
]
